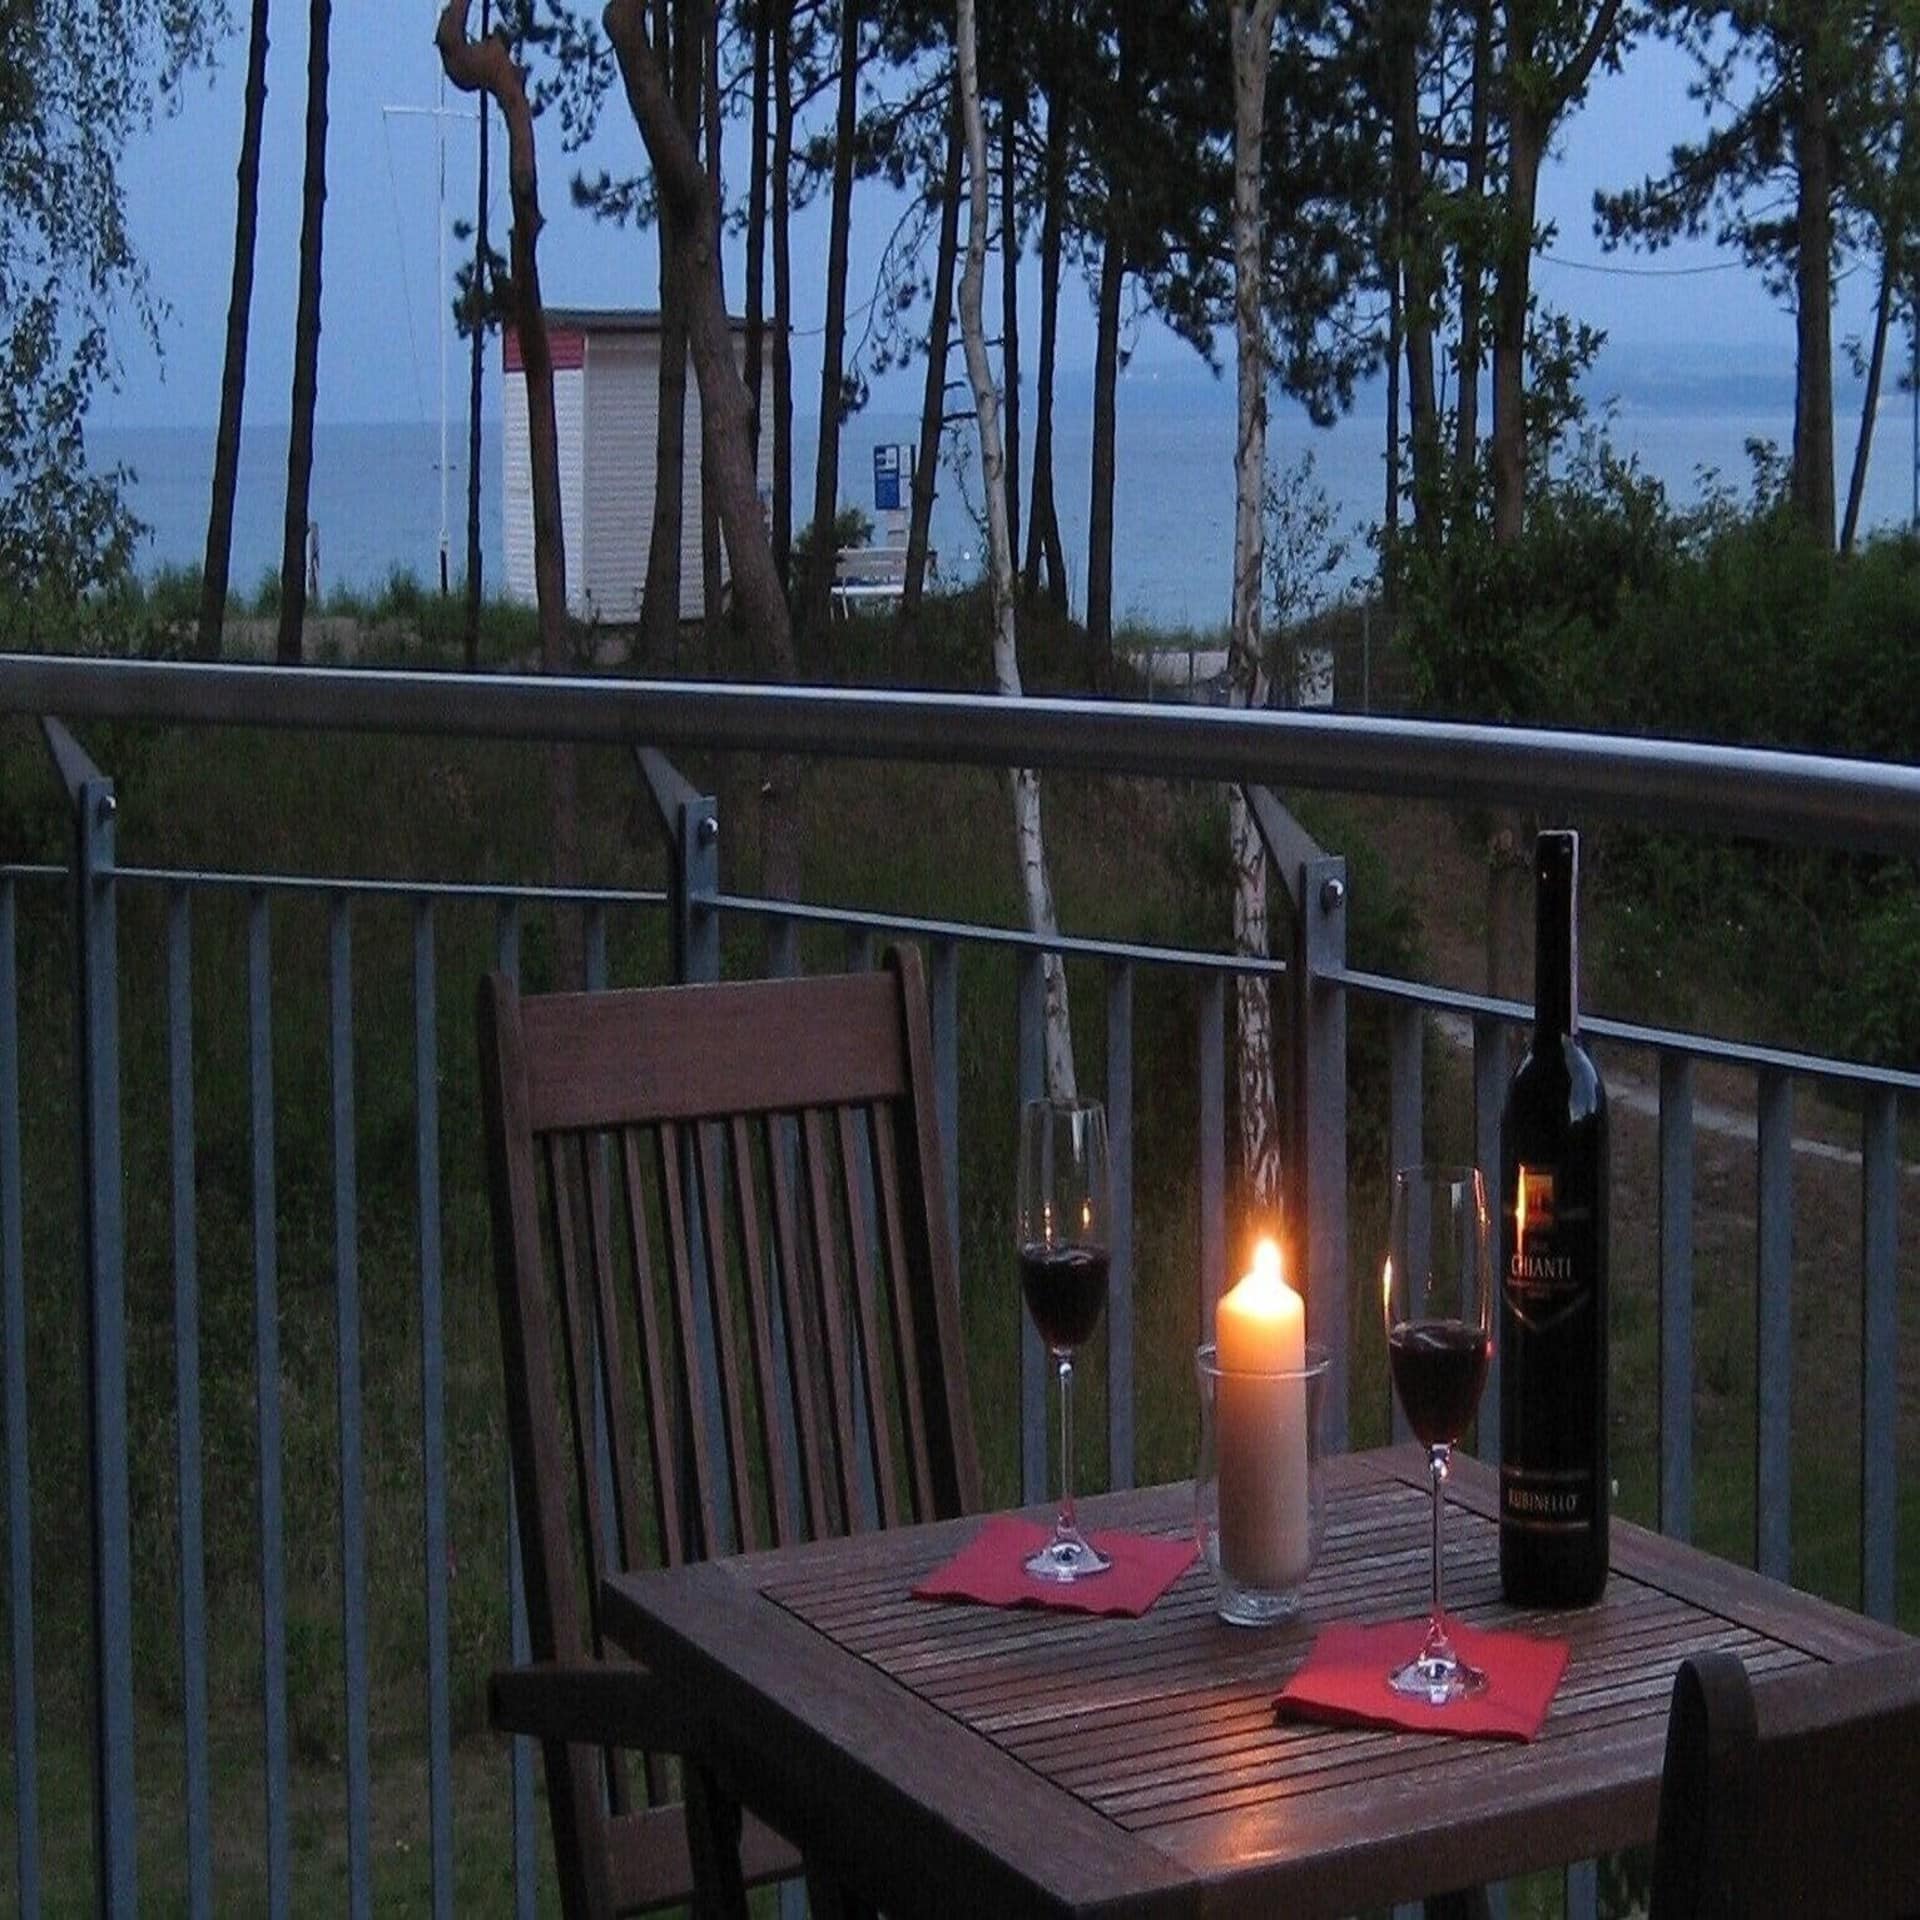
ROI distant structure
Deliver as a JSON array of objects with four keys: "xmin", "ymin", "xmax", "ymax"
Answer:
[{"xmin": 501, "ymin": 307, "xmax": 775, "ymax": 624}]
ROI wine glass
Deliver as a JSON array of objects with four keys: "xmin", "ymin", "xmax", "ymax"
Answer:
[
  {"xmin": 1016, "ymin": 1097, "xmax": 1112, "ymax": 1581},
  {"xmin": 1383, "ymin": 1164, "xmax": 1494, "ymax": 1702}
]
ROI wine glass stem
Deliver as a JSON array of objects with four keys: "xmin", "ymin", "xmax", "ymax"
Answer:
[
  {"xmin": 1428, "ymin": 1443, "xmax": 1450, "ymax": 1638},
  {"xmin": 1056, "ymin": 1353, "xmax": 1077, "ymax": 1540}
]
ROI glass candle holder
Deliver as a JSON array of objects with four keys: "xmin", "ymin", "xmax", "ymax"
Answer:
[{"xmin": 1195, "ymin": 1341, "xmax": 1331, "ymax": 1626}]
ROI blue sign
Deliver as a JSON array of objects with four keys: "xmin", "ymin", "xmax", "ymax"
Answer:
[{"xmin": 873, "ymin": 443, "xmax": 911, "ymax": 512}]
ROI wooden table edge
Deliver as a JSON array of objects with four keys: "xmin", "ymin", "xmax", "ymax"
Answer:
[
  {"xmin": 602, "ymin": 1555, "xmax": 1202, "ymax": 1919},
  {"xmin": 1370, "ymin": 1445, "xmax": 1912, "ymax": 1657}
]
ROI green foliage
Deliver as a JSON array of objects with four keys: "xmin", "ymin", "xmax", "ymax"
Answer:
[
  {"xmin": 1398, "ymin": 427, "xmax": 1687, "ymax": 721},
  {"xmin": 1399, "ymin": 409, "xmax": 1920, "ymax": 1067},
  {"xmin": 0, "ymin": 2, "xmax": 223, "ymax": 597}
]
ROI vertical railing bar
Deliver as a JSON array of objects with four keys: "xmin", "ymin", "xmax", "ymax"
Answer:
[
  {"xmin": 248, "ymin": 891, "xmax": 289, "ymax": 1917},
  {"xmin": 1106, "ymin": 963, "xmax": 1135, "ymax": 1492},
  {"xmin": 494, "ymin": 903, "xmax": 535, "ymax": 1920},
  {"xmin": 167, "ymin": 888, "xmax": 210, "ymax": 1920},
  {"xmin": 766, "ymin": 915, "xmax": 799, "ymax": 982},
  {"xmin": 414, "ymin": 900, "xmax": 453, "ymax": 1919},
  {"xmin": 671, "ymin": 811, "xmax": 735, "ymax": 1554},
  {"xmin": 1565, "ymin": 1855, "xmax": 1598, "ymax": 1920},
  {"xmin": 1387, "ymin": 1004, "xmax": 1423, "ymax": 1447},
  {"xmin": 1860, "ymin": 1087, "xmax": 1897, "ymax": 1624},
  {"xmin": 1298, "ymin": 862, "xmax": 1348, "ymax": 1450},
  {"xmin": 71, "ymin": 772, "xmax": 137, "ymax": 1914},
  {"xmin": 1016, "ymin": 953, "xmax": 1046, "ymax": 1504},
  {"xmin": 329, "ymin": 899, "xmax": 371, "ymax": 1920},
  {"xmin": 1198, "ymin": 974, "xmax": 1226, "ymax": 1337},
  {"xmin": 495, "ymin": 900, "xmax": 521, "ymax": 988},
  {"xmin": 1755, "ymin": 1068, "xmax": 1793, "ymax": 1583},
  {"xmin": 1471, "ymin": 1014, "xmax": 1506, "ymax": 1467},
  {"xmin": 0, "ymin": 878, "xmax": 40, "ymax": 1919},
  {"xmin": 931, "ymin": 939, "xmax": 961, "ymax": 1280},
  {"xmin": 585, "ymin": 902, "xmax": 608, "ymax": 991},
  {"xmin": 1658, "ymin": 1054, "xmax": 1695, "ymax": 1543}
]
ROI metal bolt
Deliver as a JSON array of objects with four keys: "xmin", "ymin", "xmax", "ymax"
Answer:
[
  {"xmin": 98, "ymin": 794, "xmax": 117, "ymax": 823},
  {"xmin": 697, "ymin": 814, "xmax": 719, "ymax": 848},
  {"xmin": 1320, "ymin": 874, "xmax": 1345, "ymax": 911}
]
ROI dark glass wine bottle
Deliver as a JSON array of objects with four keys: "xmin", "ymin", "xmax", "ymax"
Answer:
[{"xmin": 1499, "ymin": 830, "xmax": 1609, "ymax": 1605}]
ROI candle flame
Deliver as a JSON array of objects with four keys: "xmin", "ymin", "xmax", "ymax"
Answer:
[
  {"xmin": 1381, "ymin": 1253, "xmax": 1393, "ymax": 1316},
  {"xmin": 1254, "ymin": 1238, "xmax": 1282, "ymax": 1288},
  {"xmin": 1081, "ymin": 1199, "xmax": 1093, "ymax": 1234},
  {"xmin": 1515, "ymin": 1170, "xmax": 1528, "ymax": 1244}
]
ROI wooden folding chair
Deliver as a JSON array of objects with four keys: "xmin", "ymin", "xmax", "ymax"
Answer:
[
  {"xmin": 1650, "ymin": 1644, "xmax": 1920, "ymax": 1919},
  {"xmin": 476, "ymin": 944, "xmax": 981, "ymax": 1918}
]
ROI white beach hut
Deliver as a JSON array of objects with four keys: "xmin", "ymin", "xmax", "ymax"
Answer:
[{"xmin": 502, "ymin": 307, "xmax": 774, "ymax": 624}]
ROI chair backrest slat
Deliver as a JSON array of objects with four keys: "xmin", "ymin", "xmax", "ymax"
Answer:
[
  {"xmin": 800, "ymin": 1105, "xmax": 867, "ymax": 1531},
  {"xmin": 765, "ymin": 1112, "xmax": 835, "ymax": 1538},
  {"xmin": 729, "ymin": 1114, "xmax": 801, "ymax": 1547},
  {"xmin": 542, "ymin": 1134, "xmax": 615, "ymax": 1639},
  {"xmin": 867, "ymin": 1111, "xmax": 935, "ymax": 1522},
  {"xmin": 477, "ymin": 947, "xmax": 978, "ymax": 1918},
  {"xmin": 654, "ymin": 1120, "xmax": 727, "ymax": 1560},
  {"xmin": 693, "ymin": 1119, "xmax": 759, "ymax": 1554},
  {"xmin": 616, "ymin": 1128, "xmax": 683, "ymax": 1568},
  {"xmin": 581, "ymin": 1139, "xmax": 645, "ymax": 1578},
  {"xmin": 836, "ymin": 1103, "xmax": 903, "ymax": 1527}
]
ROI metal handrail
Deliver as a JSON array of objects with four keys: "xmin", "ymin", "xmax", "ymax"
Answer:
[{"xmin": 5, "ymin": 654, "xmax": 1920, "ymax": 856}]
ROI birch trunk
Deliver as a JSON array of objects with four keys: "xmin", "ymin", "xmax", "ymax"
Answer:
[
  {"xmin": 1227, "ymin": 0, "xmax": 1282, "ymax": 1216},
  {"xmin": 903, "ymin": 89, "xmax": 963, "ymax": 622},
  {"xmin": 957, "ymin": 0, "xmax": 1074, "ymax": 1101}
]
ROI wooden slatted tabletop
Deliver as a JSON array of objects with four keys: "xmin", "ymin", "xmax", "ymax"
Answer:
[{"xmin": 601, "ymin": 1446, "xmax": 1912, "ymax": 1918}]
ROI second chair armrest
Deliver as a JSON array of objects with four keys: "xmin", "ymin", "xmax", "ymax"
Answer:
[{"xmin": 489, "ymin": 1659, "xmax": 681, "ymax": 1751}]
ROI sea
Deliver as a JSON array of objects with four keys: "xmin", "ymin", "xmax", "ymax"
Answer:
[{"xmin": 87, "ymin": 341, "xmax": 1920, "ymax": 635}]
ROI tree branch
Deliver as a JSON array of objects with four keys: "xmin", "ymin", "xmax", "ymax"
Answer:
[{"xmin": 1554, "ymin": 0, "xmax": 1624, "ymax": 110}]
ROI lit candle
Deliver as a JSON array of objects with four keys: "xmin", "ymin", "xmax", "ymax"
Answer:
[{"xmin": 1215, "ymin": 1239, "xmax": 1313, "ymax": 1591}]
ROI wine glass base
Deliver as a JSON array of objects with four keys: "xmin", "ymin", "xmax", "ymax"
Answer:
[
  {"xmin": 1024, "ymin": 1529, "xmax": 1110, "ymax": 1582},
  {"xmin": 1388, "ymin": 1650, "xmax": 1489, "ymax": 1707}
]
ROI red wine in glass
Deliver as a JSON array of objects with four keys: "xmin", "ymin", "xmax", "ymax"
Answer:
[
  {"xmin": 1384, "ymin": 1164, "xmax": 1494, "ymax": 1704},
  {"xmin": 1018, "ymin": 1243, "xmax": 1111, "ymax": 1353},
  {"xmin": 1387, "ymin": 1320, "xmax": 1492, "ymax": 1448},
  {"xmin": 1016, "ymin": 1098, "xmax": 1112, "ymax": 1582}
]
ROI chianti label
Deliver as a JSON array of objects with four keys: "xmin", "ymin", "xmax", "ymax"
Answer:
[
  {"xmin": 1504, "ymin": 1166, "xmax": 1592, "ymax": 1331},
  {"xmin": 1503, "ymin": 1162, "xmax": 1599, "ymax": 1534}
]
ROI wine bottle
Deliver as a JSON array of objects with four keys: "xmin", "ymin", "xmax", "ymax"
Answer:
[{"xmin": 1499, "ymin": 829, "xmax": 1609, "ymax": 1605}]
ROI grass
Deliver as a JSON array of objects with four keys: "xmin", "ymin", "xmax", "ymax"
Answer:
[{"xmin": 2, "ymin": 590, "xmax": 1915, "ymax": 1916}]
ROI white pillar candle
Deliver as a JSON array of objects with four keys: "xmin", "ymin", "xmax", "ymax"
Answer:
[{"xmin": 1215, "ymin": 1240, "xmax": 1313, "ymax": 1590}]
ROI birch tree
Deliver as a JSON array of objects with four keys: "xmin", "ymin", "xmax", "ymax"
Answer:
[
  {"xmin": 956, "ymin": 0, "xmax": 1075, "ymax": 1099},
  {"xmin": 1227, "ymin": 0, "xmax": 1282, "ymax": 1217}
]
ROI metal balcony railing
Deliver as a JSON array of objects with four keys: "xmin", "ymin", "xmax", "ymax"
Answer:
[{"xmin": 0, "ymin": 654, "xmax": 1915, "ymax": 1920}]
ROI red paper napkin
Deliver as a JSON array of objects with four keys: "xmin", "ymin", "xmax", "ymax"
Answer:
[
  {"xmin": 1275, "ymin": 1618, "xmax": 1569, "ymax": 1741},
  {"xmin": 911, "ymin": 1516, "xmax": 1198, "ymax": 1617}
]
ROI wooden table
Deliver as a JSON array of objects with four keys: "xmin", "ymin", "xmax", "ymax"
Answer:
[{"xmin": 601, "ymin": 1447, "xmax": 1912, "ymax": 1918}]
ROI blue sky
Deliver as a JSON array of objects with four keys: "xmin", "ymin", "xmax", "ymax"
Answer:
[{"xmin": 95, "ymin": 7, "xmax": 1864, "ymax": 433}]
